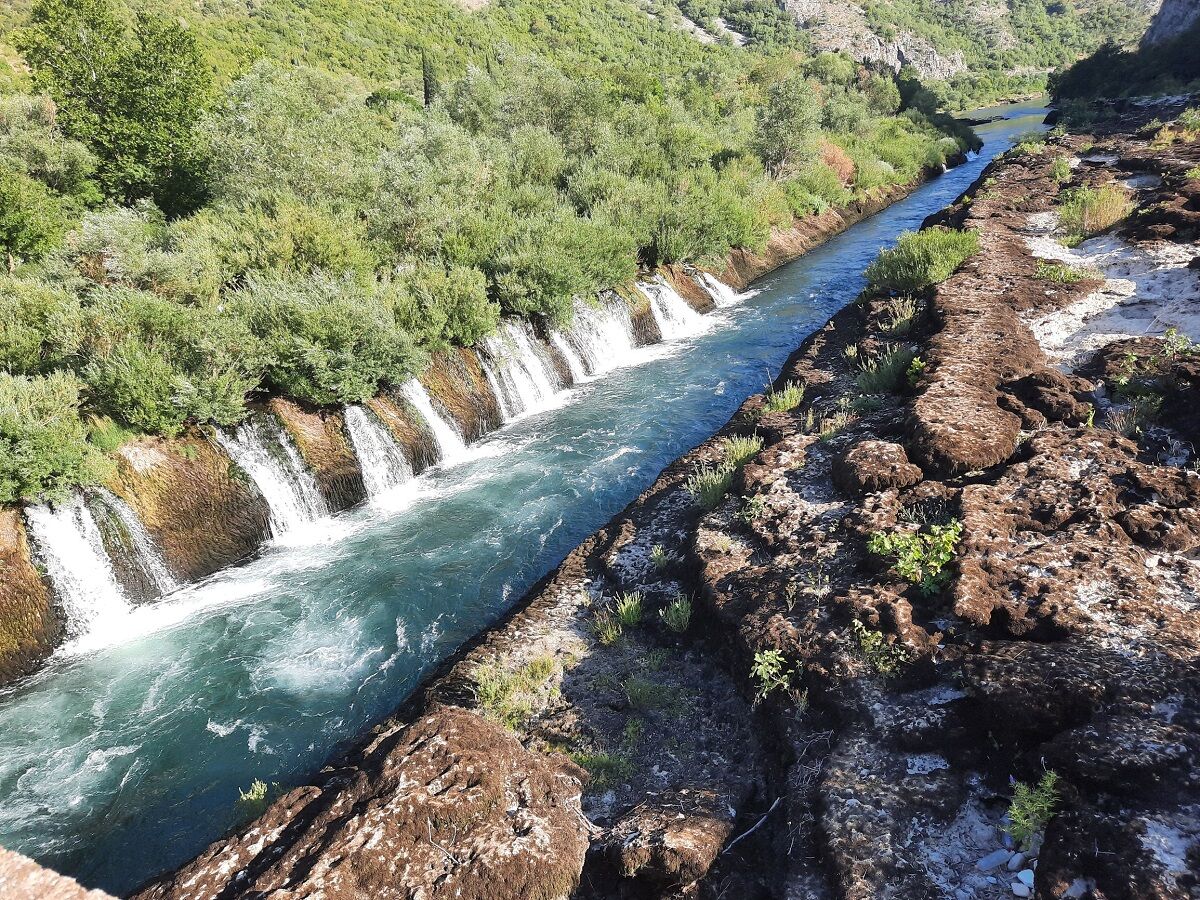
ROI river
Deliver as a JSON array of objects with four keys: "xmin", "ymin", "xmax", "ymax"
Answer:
[{"xmin": 0, "ymin": 101, "xmax": 1046, "ymax": 895}]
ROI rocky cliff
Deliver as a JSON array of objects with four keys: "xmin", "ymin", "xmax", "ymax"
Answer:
[
  {"xmin": 1142, "ymin": 0, "xmax": 1200, "ymax": 43},
  {"xmin": 134, "ymin": 107, "xmax": 1200, "ymax": 899}
]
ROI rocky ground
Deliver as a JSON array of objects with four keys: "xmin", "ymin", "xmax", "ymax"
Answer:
[{"xmin": 132, "ymin": 109, "xmax": 1200, "ymax": 900}]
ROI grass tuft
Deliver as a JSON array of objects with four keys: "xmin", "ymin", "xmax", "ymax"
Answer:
[
  {"xmin": 614, "ymin": 591, "xmax": 644, "ymax": 628},
  {"xmin": 1035, "ymin": 260, "xmax": 1092, "ymax": 283},
  {"xmin": 762, "ymin": 380, "xmax": 805, "ymax": 414},
  {"xmin": 857, "ymin": 346, "xmax": 916, "ymax": 394},
  {"xmin": 1057, "ymin": 184, "xmax": 1133, "ymax": 242},
  {"xmin": 865, "ymin": 228, "xmax": 980, "ymax": 294},
  {"xmin": 660, "ymin": 593, "xmax": 692, "ymax": 633}
]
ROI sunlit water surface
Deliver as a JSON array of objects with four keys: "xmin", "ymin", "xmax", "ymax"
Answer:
[{"xmin": 0, "ymin": 103, "xmax": 1045, "ymax": 895}]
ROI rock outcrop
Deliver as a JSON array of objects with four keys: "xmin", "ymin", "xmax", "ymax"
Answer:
[
  {"xmin": 135, "ymin": 705, "xmax": 590, "ymax": 900},
  {"xmin": 0, "ymin": 509, "xmax": 57, "ymax": 683},
  {"xmin": 1142, "ymin": 0, "xmax": 1200, "ymax": 44},
  {"xmin": 0, "ymin": 847, "xmax": 114, "ymax": 900}
]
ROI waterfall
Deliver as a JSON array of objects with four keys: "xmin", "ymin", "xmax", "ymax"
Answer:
[
  {"xmin": 344, "ymin": 405, "xmax": 414, "ymax": 498},
  {"xmin": 479, "ymin": 320, "xmax": 564, "ymax": 421},
  {"xmin": 91, "ymin": 489, "xmax": 177, "ymax": 596},
  {"xmin": 215, "ymin": 415, "xmax": 328, "ymax": 538},
  {"xmin": 549, "ymin": 332, "xmax": 588, "ymax": 384},
  {"xmin": 558, "ymin": 297, "xmax": 639, "ymax": 377},
  {"xmin": 700, "ymin": 273, "xmax": 741, "ymax": 306},
  {"xmin": 398, "ymin": 380, "xmax": 467, "ymax": 463},
  {"xmin": 24, "ymin": 496, "xmax": 132, "ymax": 639},
  {"xmin": 637, "ymin": 277, "xmax": 708, "ymax": 339}
]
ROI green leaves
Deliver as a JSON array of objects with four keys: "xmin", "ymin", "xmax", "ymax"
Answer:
[{"xmin": 868, "ymin": 520, "xmax": 963, "ymax": 595}]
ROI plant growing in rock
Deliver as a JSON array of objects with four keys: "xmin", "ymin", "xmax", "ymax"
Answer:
[
  {"xmin": 851, "ymin": 620, "xmax": 910, "ymax": 676},
  {"xmin": 1049, "ymin": 155, "xmax": 1072, "ymax": 183},
  {"xmin": 623, "ymin": 676, "xmax": 672, "ymax": 711},
  {"xmin": 238, "ymin": 778, "xmax": 268, "ymax": 805},
  {"xmin": 572, "ymin": 751, "xmax": 632, "ymax": 788},
  {"xmin": 686, "ymin": 461, "xmax": 735, "ymax": 510},
  {"xmin": 720, "ymin": 433, "xmax": 764, "ymax": 468},
  {"xmin": 649, "ymin": 544, "xmax": 671, "ymax": 571},
  {"xmin": 591, "ymin": 610, "xmax": 622, "ymax": 646},
  {"xmin": 750, "ymin": 648, "xmax": 794, "ymax": 705},
  {"xmin": 1179, "ymin": 108, "xmax": 1200, "ymax": 140},
  {"xmin": 857, "ymin": 346, "xmax": 916, "ymax": 394},
  {"xmin": 905, "ymin": 355, "xmax": 926, "ymax": 388},
  {"xmin": 868, "ymin": 519, "xmax": 963, "ymax": 595},
  {"xmin": 660, "ymin": 594, "xmax": 692, "ymax": 633},
  {"xmin": 614, "ymin": 591, "xmax": 644, "ymax": 628},
  {"xmin": 473, "ymin": 655, "xmax": 559, "ymax": 728},
  {"xmin": 1187, "ymin": 166, "xmax": 1200, "ymax": 182},
  {"xmin": 879, "ymin": 295, "xmax": 918, "ymax": 337},
  {"xmin": 1005, "ymin": 771, "xmax": 1061, "ymax": 850},
  {"xmin": 762, "ymin": 380, "xmax": 805, "ymax": 414},
  {"xmin": 739, "ymin": 494, "xmax": 767, "ymax": 523},
  {"xmin": 1104, "ymin": 395, "xmax": 1161, "ymax": 439},
  {"xmin": 865, "ymin": 227, "xmax": 980, "ymax": 293}
]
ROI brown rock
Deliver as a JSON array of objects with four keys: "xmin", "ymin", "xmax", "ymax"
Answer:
[
  {"xmin": 0, "ymin": 847, "xmax": 114, "ymax": 899},
  {"xmin": 832, "ymin": 440, "xmax": 923, "ymax": 495},
  {"xmin": 269, "ymin": 398, "xmax": 366, "ymax": 512},
  {"xmin": 0, "ymin": 509, "xmax": 58, "ymax": 685},
  {"xmin": 601, "ymin": 798, "xmax": 732, "ymax": 889},
  {"xmin": 135, "ymin": 705, "xmax": 589, "ymax": 900},
  {"xmin": 420, "ymin": 348, "xmax": 503, "ymax": 442}
]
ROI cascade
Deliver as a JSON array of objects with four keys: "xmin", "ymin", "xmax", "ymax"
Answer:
[
  {"xmin": 344, "ymin": 406, "xmax": 414, "ymax": 498},
  {"xmin": 398, "ymin": 380, "xmax": 467, "ymax": 463},
  {"xmin": 636, "ymin": 277, "xmax": 708, "ymax": 339},
  {"xmin": 91, "ymin": 489, "xmax": 178, "ymax": 596},
  {"xmin": 700, "ymin": 272, "xmax": 741, "ymax": 306},
  {"xmin": 23, "ymin": 496, "xmax": 133, "ymax": 638},
  {"xmin": 561, "ymin": 297, "xmax": 639, "ymax": 376},
  {"xmin": 215, "ymin": 415, "xmax": 328, "ymax": 538},
  {"xmin": 549, "ymin": 332, "xmax": 588, "ymax": 383},
  {"xmin": 479, "ymin": 320, "xmax": 564, "ymax": 420}
]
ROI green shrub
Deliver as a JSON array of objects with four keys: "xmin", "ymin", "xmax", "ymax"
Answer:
[
  {"xmin": 237, "ymin": 778, "xmax": 268, "ymax": 805},
  {"xmin": 649, "ymin": 544, "xmax": 670, "ymax": 571},
  {"xmin": 1005, "ymin": 771, "xmax": 1060, "ymax": 850},
  {"xmin": 0, "ymin": 371, "xmax": 110, "ymax": 503},
  {"xmin": 719, "ymin": 433, "xmax": 763, "ymax": 468},
  {"xmin": 865, "ymin": 228, "xmax": 980, "ymax": 293},
  {"xmin": 1187, "ymin": 166, "xmax": 1200, "ymax": 182},
  {"xmin": 739, "ymin": 494, "xmax": 767, "ymax": 523},
  {"xmin": 614, "ymin": 591, "xmax": 644, "ymax": 628},
  {"xmin": 0, "ymin": 276, "xmax": 83, "ymax": 375},
  {"xmin": 592, "ymin": 609, "xmax": 622, "ymax": 646},
  {"xmin": 750, "ymin": 648, "xmax": 793, "ymax": 704},
  {"xmin": 857, "ymin": 346, "xmax": 916, "ymax": 394},
  {"xmin": 1049, "ymin": 156, "xmax": 1072, "ymax": 184},
  {"xmin": 1180, "ymin": 107, "xmax": 1200, "ymax": 139},
  {"xmin": 867, "ymin": 520, "xmax": 963, "ymax": 595},
  {"xmin": 762, "ymin": 380, "xmax": 805, "ymax": 414},
  {"xmin": 879, "ymin": 295, "xmax": 918, "ymax": 337},
  {"xmin": 660, "ymin": 594, "xmax": 692, "ymax": 633},
  {"xmin": 1057, "ymin": 185, "xmax": 1133, "ymax": 242},
  {"xmin": 851, "ymin": 619, "xmax": 910, "ymax": 675},
  {"xmin": 686, "ymin": 462, "xmax": 734, "ymax": 510}
]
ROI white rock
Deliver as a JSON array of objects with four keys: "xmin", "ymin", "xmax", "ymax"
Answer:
[
  {"xmin": 1017, "ymin": 869, "xmax": 1035, "ymax": 887},
  {"xmin": 1011, "ymin": 883, "xmax": 1031, "ymax": 898},
  {"xmin": 1007, "ymin": 852, "xmax": 1026, "ymax": 871}
]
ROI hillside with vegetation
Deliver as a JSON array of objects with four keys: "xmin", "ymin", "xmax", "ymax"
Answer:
[{"xmin": 0, "ymin": 0, "xmax": 981, "ymax": 507}]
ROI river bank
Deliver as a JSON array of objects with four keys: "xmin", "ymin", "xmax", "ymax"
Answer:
[{"xmin": 135, "ymin": 102, "xmax": 1200, "ymax": 899}]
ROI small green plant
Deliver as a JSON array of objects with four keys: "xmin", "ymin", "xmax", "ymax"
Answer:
[
  {"xmin": 572, "ymin": 751, "xmax": 633, "ymax": 788},
  {"xmin": 1179, "ymin": 107, "xmax": 1200, "ymax": 139},
  {"xmin": 857, "ymin": 346, "xmax": 916, "ymax": 394},
  {"xmin": 762, "ymin": 380, "xmax": 805, "ymax": 414},
  {"xmin": 1005, "ymin": 771, "xmax": 1061, "ymax": 850},
  {"xmin": 1104, "ymin": 395, "xmax": 1161, "ymax": 438},
  {"xmin": 751, "ymin": 648, "xmax": 793, "ymax": 704},
  {"xmin": 686, "ymin": 462, "xmax": 735, "ymax": 510},
  {"xmin": 719, "ymin": 433, "xmax": 764, "ymax": 468},
  {"xmin": 739, "ymin": 494, "xmax": 767, "ymax": 523},
  {"xmin": 623, "ymin": 675, "xmax": 672, "ymax": 710},
  {"xmin": 1057, "ymin": 184, "xmax": 1133, "ymax": 242},
  {"xmin": 643, "ymin": 648, "xmax": 670, "ymax": 671},
  {"xmin": 592, "ymin": 610, "xmax": 622, "ymax": 646},
  {"xmin": 474, "ymin": 654, "xmax": 559, "ymax": 728},
  {"xmin": 1186, "ymin": 166, "xmax": 1200, "ymax": 182},
  {"xmin": 867, "ymin": 520, "xmax": 963, "ymax": 595},
  {"xmin": 614, "ymin": 591, "xmax": 644, "ymax": 628},
  {"xmin": 850, "ymin": 620, "xmax": 910, "ymax": 675},
  {"xmin": 879, "ymin": 295, "xmax": 918, "ymax": 337},
  {"xmin": 86, "ymin": 415, "xmax": 134, "ymax": 453},
  {"xmin": 660, "ymin": 594, "xmax": 692, "ymax": 633},
  {"xmin": 906, "ymin": 355, "xmax": 926, "ymax": 388},
  {"xmin": 1161, "ymin": 327, "xmax": 1195, "ymax": 358},
  {"xmin": 649, "ymin": 543, "xmax": 670, "ymax": 571},
  {"xmin": 1049, "ymin": 155, "xmax": 1072, "ymax": 184},
  {"xmin": 622, "ymin": 717, "xmax": 644, "ymax": 748},
  {"xmin": 238, "ymin": 778, "xmax": 268, "ymax": 805}
]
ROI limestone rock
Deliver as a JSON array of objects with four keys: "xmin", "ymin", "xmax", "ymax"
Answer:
[{"xmin": 832, "ymin": 440, "xmax": 923, "ymax": 495}]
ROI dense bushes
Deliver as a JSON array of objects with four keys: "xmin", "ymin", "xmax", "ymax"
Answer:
[
  {"xmin": 0, "ymin": 0, "xmax": 978, "ymax": 501},
  {"xmin": 1051, "ymin": 22, "xmax": 1200, "ymax": 103}
]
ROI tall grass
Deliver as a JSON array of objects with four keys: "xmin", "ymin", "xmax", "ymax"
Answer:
[
  {"xmin": 762, "ymin": 380, "xmax": 805, "ymax": 414},
  {"xmin": 857, "ymin": 346, "xmax": 917, "ymax": 394},
  {"xmin": 865, "ymin": 228, "xmax": 980, "ymax": 293},
  {"xmin": 1057, "ymin": 185, "xmax": 1133, "ymax": 242}
]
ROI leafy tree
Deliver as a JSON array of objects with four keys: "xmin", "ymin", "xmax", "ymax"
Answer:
[
  {"xmin": 0, "ymin": 163, "xmax": 66, "ymax": 270},
  {"xmin": 17, "ymin": 0, "xmax": 213, "ymax": 213},
  {"xmin": 754, "ymin": 74, "xmax": 821, "ymax": 178}
]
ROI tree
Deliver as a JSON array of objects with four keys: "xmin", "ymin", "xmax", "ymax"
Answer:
[
  {"xmin": 0, "ymin": 163, "xmax": 66, "ymax": 271},
  {"xmin": 754, "ymin": 74, "xmax": 822, "ymax": 178},
  {"xmin": 17, "ymin": 0, "xmax": 213, "ymax": 214}
]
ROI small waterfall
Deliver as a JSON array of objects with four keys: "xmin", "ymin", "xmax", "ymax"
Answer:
[
  {"xmin": 549, "ymin": 332, "xmax": 588, "ymax": 383},
  {"xmin": 637, "ymin": 277, "xmax": 708, "ymax": 339},
  {"xmin": 559, "ymin": 297, "xmax": 639, "ymax": 377},
  {"xmin": 399, "ymin": 380, "xmax": 467, "ymax": 463},
  {"xmin": 344, "ymin": 405, "xmax": 413, "ymax": 498},
  {"xmin": 91, "ymin": 489, "xmax": 177, "ymax": 596},
  {"xmin": 215, "ymin": 415, "xmax": 328, "ymax": 538},
  {"xmin": 24, "ymin": 496, "xmax": 132, "ymax": 638},
  {"xmin": 479, "ymin": 320, "xmax": 564, "ymax": 421},
  {"xmin": 700, "ymin": 273, "xmax": 740, "ymax": 306}
]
